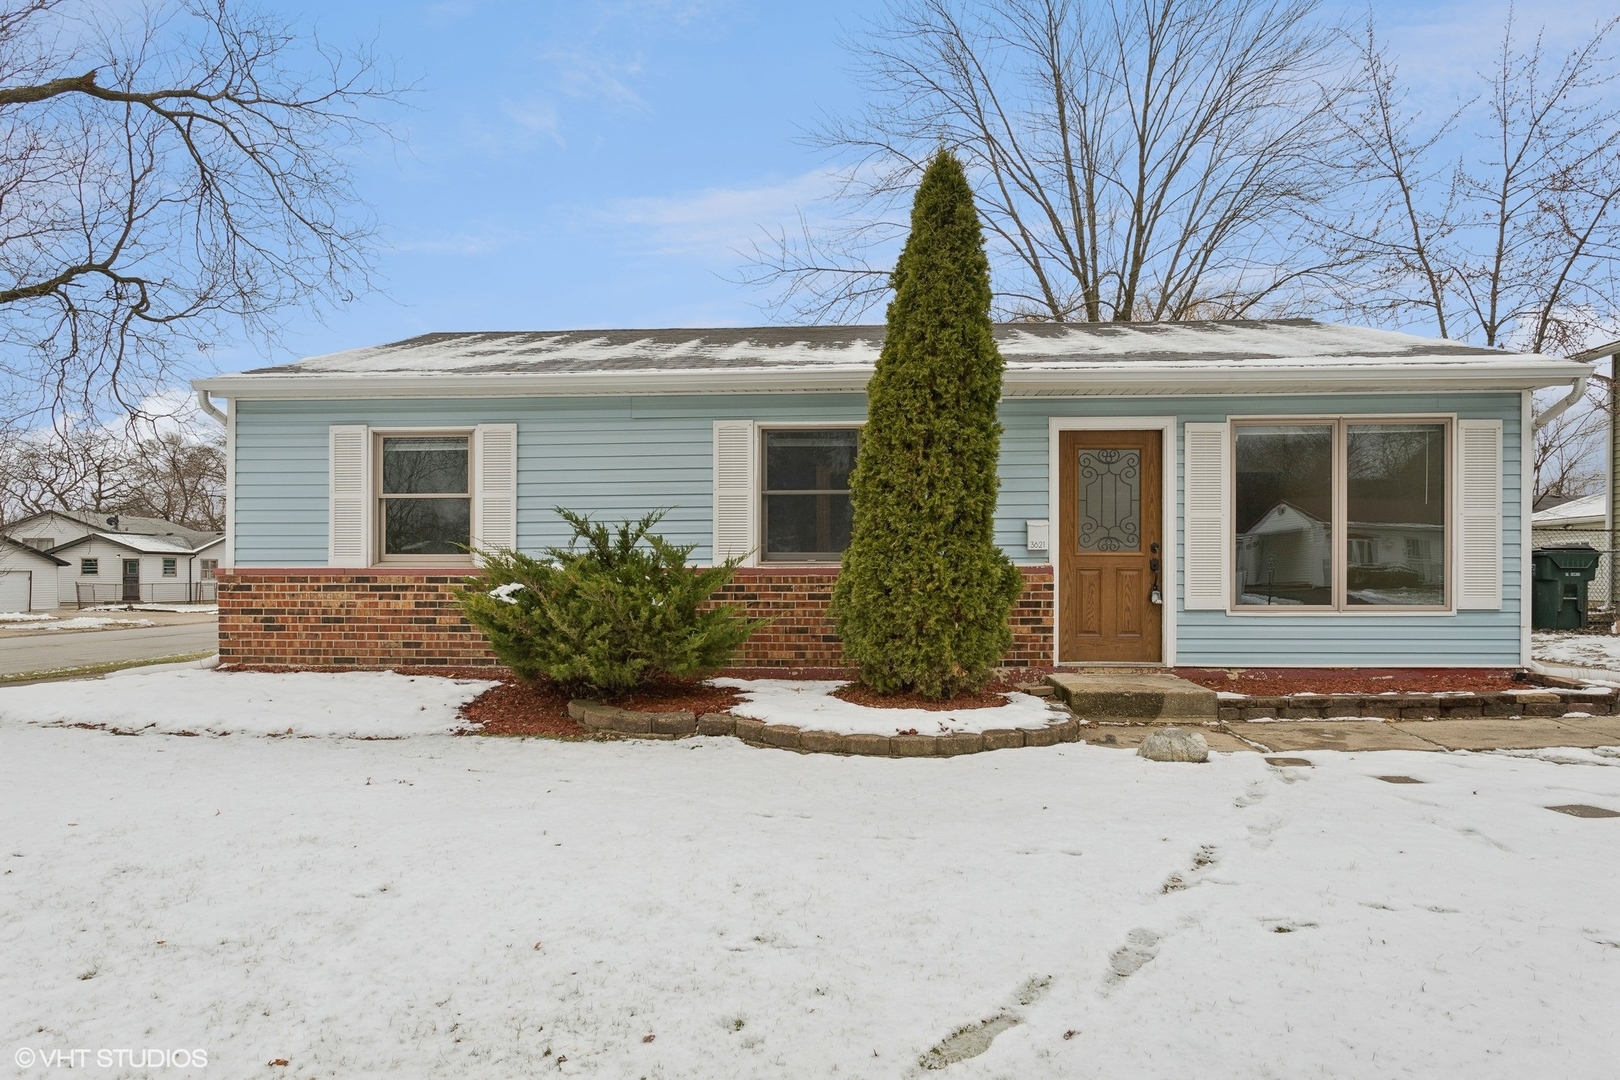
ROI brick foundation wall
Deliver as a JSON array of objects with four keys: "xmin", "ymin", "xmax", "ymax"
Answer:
[{"xmin": 217, "ymin": 565, "xmax": 1057, "ymax": 671}]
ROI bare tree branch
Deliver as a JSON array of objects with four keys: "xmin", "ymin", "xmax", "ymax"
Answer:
[
  {"xmin": 741, "ymin": 0, "xmax": 1353, "ymax": 323},
  {"xmin": 0, "ymin": 0, "xmax": 405, "ymax": 424}
]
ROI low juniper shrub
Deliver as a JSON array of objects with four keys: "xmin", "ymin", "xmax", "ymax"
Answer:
[{"xmin": 457, "ymin": 508, "xmax": 764, "ymax": 695}]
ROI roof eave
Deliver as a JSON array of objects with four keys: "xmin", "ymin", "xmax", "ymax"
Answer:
[{"xmin": 192, "ymin": 359, "xmax": 1593, "ymax": 401}]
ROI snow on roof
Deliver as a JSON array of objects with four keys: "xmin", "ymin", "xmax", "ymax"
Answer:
[
  {"xmin": 4, "ymin": 508, "xmax": 221, "ymax": 547},
  {"xmin": 53, "ymin": 530, "xmax": 218, "ymax": 555},
  {"xmin": 235, "ymin": 320, "xmax": 1516, "ymax": 378},
  {"xmin": 1533, "ymin": 493, "xmax": 1607, "ymax": 526}
]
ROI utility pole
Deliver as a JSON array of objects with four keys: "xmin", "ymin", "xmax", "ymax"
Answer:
[{"xmin": 1612, "ymin": 352, "xmax": 1619, "ymax": 622}]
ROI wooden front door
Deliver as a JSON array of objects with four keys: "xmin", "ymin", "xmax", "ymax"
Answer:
[{"xmin": 1058, "ymin": 430, "xmax": 1163, "ymax": 663}]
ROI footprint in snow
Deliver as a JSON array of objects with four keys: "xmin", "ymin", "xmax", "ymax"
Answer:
[
  {"xmin": 916, "ymin": 975, "xmax": 1051, "ymax": 1070},
  {"xmin": 1106, "ymin": 928, "xmax": 1163, "ymax": 983}
]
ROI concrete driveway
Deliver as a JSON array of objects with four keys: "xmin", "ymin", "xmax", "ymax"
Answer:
[{"xmin": 0, "ymin": 612, "xmax": 217, "ymax": 677}]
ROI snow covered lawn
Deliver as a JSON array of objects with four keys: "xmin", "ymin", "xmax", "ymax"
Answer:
[
  {"xmin": 3, "ymin": 686, "xmax": 1618, "ymax": 1078},
  {"xmin": 0, "ymin": 665, "xmax": 495, "ymax": 737}
]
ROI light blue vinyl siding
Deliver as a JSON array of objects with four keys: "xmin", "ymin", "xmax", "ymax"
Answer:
[{"xmin": 232, "ymin": 389, "xmax": 1522, "ymax": 666}]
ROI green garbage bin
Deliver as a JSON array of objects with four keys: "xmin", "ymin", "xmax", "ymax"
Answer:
[{"xmin": 1531, "ymin": 545, "xmax": 1602, "ymax": 629}]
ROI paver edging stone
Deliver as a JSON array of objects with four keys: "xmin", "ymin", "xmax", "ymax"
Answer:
[
  {"xmin": 1213, "ymin": 684, "xmax": 1617, "ymax": 723},
  {"xmin": 566, "ymin": 698, "xmax": 1081, "ymax": 756}
]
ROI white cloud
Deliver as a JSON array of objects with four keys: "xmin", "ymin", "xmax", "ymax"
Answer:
[
  {"xmin": 499, "ymin": 97, "xmax": 564, "ymax": 146},
  {"xmin": 592, "ymin": 169, "xmax": 850, "ymax": 259},
  {"xmin": 542, "ymin": 47, "xmax": 645, "ymax": 109}
]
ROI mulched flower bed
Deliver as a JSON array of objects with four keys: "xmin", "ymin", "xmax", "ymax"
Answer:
[
  {"xmin": 1175, "ymin": 667, "xmax": 1530, "ymax": 697},
  {"xmin": 459, "ymin": 676, "xmax": 744, "ymax": 737},
  {"xmin": 832, "ymin": 677, "xmax": 1036, "ymax": 712}
]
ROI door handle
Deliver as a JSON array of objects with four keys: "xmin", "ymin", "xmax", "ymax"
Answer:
[{"xmin": 1149, "ymin": 555, "xmax": 1162, "ymax": 605}]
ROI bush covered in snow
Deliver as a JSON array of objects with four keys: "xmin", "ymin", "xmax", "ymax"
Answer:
[{"xmin": 458, "ymin": 508, "xmax": 763, "ymax": 694}]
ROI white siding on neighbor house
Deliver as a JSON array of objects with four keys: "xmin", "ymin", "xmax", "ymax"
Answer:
[
  {"xmin": 231, "ymin": 390, "xmax": 1523, "ymax": 667},
  {"xmin": 57, "ymin": 539, "xmax": 204, "ymax": 605},
  {"xmin": 0, "ymin": 549, "xmax": 59, "ymax": 610}
]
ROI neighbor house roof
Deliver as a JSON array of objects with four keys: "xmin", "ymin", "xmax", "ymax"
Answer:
[
  {"xmin": 193, "ymin": 319, "xmax": 1592, "ymax": 400},
  {"xmin": 0, "ymin": 535, "xmax": 68, "ymax": 566},
  {"xmin": 1532, "ymin": 493, "xmax": 1607, "ymax": 528},
  {"xmin": 3, "ymin": 508, "xmax": 221, "ymax": 548},
  {"xmin": 52, "ymin": 530, "xmax": 219, "ymax": 556}
]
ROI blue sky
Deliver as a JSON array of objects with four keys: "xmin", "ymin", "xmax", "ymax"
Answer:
[{"xmin": 210, "ymin": 0, "xmax": 1614, "ymax": 377}]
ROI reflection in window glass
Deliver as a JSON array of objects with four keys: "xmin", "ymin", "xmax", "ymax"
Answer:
[
  {"xmin": 763, "ymin": 430, "xmax": 858, "ymax": 560},
  {"xmin": 380, "ymin": 436, "xmax": 471, "ymax": 556},
  {"xmin": 382, "ymin": 437, "xmax": 468, "ymax": 494},
  {"xmin": 1234, "ymin": 425, "xmax": 1334, "ymax": 606},
  {"xmin": 1346, "ymin": 424, "xmax": 1446, "ymax": 606}
]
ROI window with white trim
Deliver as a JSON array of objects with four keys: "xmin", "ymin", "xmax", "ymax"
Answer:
[
  {"xmin": 80, "ymin": 558, "xmax": 98, "ymax": 576},
  {"xmin": 378, "ymin": 434, "xmax": 471, "ymax": 559},
  {"xmin": 162, "ymin": 557, "xmax": 177, "ymax": 577},
  {"xmin": 1233, "ymin": 419, "xmax": 1448, "ymax": 610},
  {"xmin": 200, "ymin": 559, "xmax": 218, "ymax": 579},
  {"xmin": 761, "ymin": 428, "xmax": 859, "ymax": 562}
]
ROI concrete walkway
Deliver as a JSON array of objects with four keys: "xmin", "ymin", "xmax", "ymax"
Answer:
[{"xmin": 1083, "ymin": 717, "xmax": 1620, "ymax": 754}]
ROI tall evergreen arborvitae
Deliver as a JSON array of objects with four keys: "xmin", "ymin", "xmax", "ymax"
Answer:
[{"xmin": 831, "ymin": 150, "xmax": 1023, "ymax": 699}]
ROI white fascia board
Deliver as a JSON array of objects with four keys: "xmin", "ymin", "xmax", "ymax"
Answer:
[{"xmin": 193, "ymin": 358, "xmax": 1593, "ymax": 401}]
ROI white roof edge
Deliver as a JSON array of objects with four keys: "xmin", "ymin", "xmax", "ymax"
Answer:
[{"xmin": 193, "ymin": 359, "xmax": 1591, "ymax": 400}]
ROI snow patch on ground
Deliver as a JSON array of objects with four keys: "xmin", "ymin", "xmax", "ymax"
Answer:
[
  {"xmin": 712, "ymin": 678, "xmax": 1067, "ymax": 735},
  {"xmin": 85, "ymin": 603, "xmax": 219, "ymax": 614},
  {"xmin": 0, "ymin": 611, "xmax": 54, "ymax": 622},
  {"xmin": 1, "ymin": 730, "xmax": 1617, "ymax": 1078},
  {"xmin": 2, "ymin": 616, "xmax": 157, "ymax": 632},
  {"xmin": 0, "ymin": 667, "xmax": 495, "ymax": 737},
  {"xmin": 1534, "ymin": 631, "xmax": 1620, "ymax": 673}
]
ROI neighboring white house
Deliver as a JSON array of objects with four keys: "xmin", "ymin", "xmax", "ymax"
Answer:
[
  {"xmin": 1531, "ymin": 492, "xmax": 1606, "ymax": 537},
  {"xmin": 0, "ymin": 536, "xmax": 68, "ymax": 611},
  {"xmin": 51, "ymin": 531, "xmax": 224, "ymax": 606},
  {"xmin": 0, "ymin": 509, "xmax": 224, "ymax": 608}
]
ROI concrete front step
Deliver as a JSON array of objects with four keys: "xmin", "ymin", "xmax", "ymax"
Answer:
[{"xmin": 1046, "ymin": 670, "xmax": 1218, "ymax": 725}]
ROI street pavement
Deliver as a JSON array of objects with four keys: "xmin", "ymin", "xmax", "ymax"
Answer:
[{"xmin": 0, "ymin": 619, "xmax": 217, "ymax": 677}]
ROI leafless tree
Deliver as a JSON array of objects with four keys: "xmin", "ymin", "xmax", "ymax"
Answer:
[
  {"xmin": 119, "ymin": 428, "xmax": 224, "ymax": 529},
  {"xmin": 0, "ymin": 420, "xmax": 223, "ymax": 530},
  {"xmin": 1325, "ymin": 14, "xmax": 1620, "ymax": 355},
  {"xmin": 0, "ymin": 0, "xmax": 400, "ymax": 424},
  {"xmin": 743, "ymin": 0, "xmax": 1352, "ymax": 323},
  {"xmin": 1324, "ymin": 14, "xmax": 1620, "ymax": 500}
]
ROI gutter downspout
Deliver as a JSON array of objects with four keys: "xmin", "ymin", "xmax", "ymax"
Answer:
[
  {"xmin": 1531, "ymin": 373, "xmax": 1588, "ymax": 433},
  {"xmin": 195, "ymin": 387, "xmax": 226, "ymax": 424}
]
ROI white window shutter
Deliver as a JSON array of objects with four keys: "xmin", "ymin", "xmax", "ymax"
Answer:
[
  {"xmin": 329, "ymin": 425, "xmax": 371, "ymax": 567},
  {"xmin": 1456, "ymin": 419, "xmax": 1503, "ymax": 610},
  {"xmin": 713, "ymin": 420, "xmax": 756, "ymax": 565},
  {"xmin": 474, "ymin": 423, "xmax": 519, "ymax": 558},
  {"xmin": 1183, "ymin": 423, "xmax": 1230, "ymax": 609}
]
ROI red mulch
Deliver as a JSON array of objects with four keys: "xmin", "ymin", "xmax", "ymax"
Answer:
[
  {"xmin": 457, "ymin": 679, "xmax": 588, "ymax": 737},
  {"xmin": 832, "ymin": 672, "xmax": 1051, "ymax": 711},
  {"xmin": 457, "ymin": 676, "xmax": 743, "ymax": 737},
  {"xmin": 1175, "ymin": 667, "xmax": 1530, "ymax": 696}
]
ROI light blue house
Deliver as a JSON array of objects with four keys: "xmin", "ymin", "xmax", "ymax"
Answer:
[{"xmin": 193, "ymin": 320, "xmax": 1590, "ymax": 670}]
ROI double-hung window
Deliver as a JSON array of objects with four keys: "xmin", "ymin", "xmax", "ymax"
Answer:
[
  {"xmin": 1233, "ymin": 419, "xmax": 1449, "ymax": 610},
  {"xmin": 761, "ymin": 428, "xmax": 859, "ymax": 562},
  {"xmin": 379, "ymin": 435, "xmax": 472, "ymax": 559}
]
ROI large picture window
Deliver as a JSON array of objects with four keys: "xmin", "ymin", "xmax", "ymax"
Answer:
[
  {"xmin": 762, "ymin": 428, "xmax": 858, "ymax": 561},
  {"xmin": 1234, "ymin": 419, "xmax": 1448, "ymax": 610},
  {"xmin": 379, "ymin": 435, "xmax": 471, "ymax": 558}
]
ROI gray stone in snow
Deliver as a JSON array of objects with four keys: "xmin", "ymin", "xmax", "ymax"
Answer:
[{"xmin": 1137, "ymin": 727, "xmax": 1210, "ymax": 763}]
